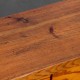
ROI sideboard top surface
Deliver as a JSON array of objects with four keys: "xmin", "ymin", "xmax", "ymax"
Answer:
[{"xmin": 0, "ymin": 0, "xmax": 80, "ymax": 79}]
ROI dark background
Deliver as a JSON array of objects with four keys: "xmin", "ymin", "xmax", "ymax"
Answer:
[{"xmin": 0, "ymin": 0, "xmax": 61, "ymax": 17}]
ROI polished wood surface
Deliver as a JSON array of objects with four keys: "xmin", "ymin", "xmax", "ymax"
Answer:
[
  {"xmin": 0, "ymin": 0, "xmax": 80, "ymax": 79},
  {"xmin": 15, "ymin": 58, "xmax": 80, "ymax": 80}
]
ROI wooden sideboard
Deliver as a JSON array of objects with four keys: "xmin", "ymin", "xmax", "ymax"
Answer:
[{"xmin": 0, "ymin": 0, "xmax": 80, "ymax": 80}]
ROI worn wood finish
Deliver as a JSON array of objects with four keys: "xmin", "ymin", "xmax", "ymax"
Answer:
[
  {"xmin": 15, "ymin": 58, "xmax": 80, "ymax": 80},
  {"xmin": 0, "ymin": 0, "xmax": 80, "ymax": 79}
]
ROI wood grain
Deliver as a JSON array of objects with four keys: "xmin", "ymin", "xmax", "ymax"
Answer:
[
  {"xmin": 15, "ymin": 58, "xmax": 80, "ymax": 80},
  {"xmin": 0, "ymin": 0, "xmax": 80, "ymax": 79}
]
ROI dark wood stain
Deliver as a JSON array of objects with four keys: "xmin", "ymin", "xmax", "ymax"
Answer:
[
  {"xmin": 7, "ymin": 16, "xmax": 12, "ymax": 18},
  {"xmin": 16, "ymin": 17, "xmax": 29, "ymax": 23},
  {"xmin": 50, "ymin": 26, "xmax": 54, "ymax": 34},
  {"xmin": 50, "ymin": 74, "xmax": 53, "ymax": 80},
  {"xmin": 49, "ymin": 26, "xmax": 59, "ymax": 38},
  {"xmin": 5, "ymin": 17, "xmax": 29, "ymax": 25}
]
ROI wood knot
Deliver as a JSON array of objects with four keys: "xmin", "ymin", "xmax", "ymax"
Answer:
[{"xmin": 16, "ymin": 17, "xmax": 29, "ymax": 23}]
